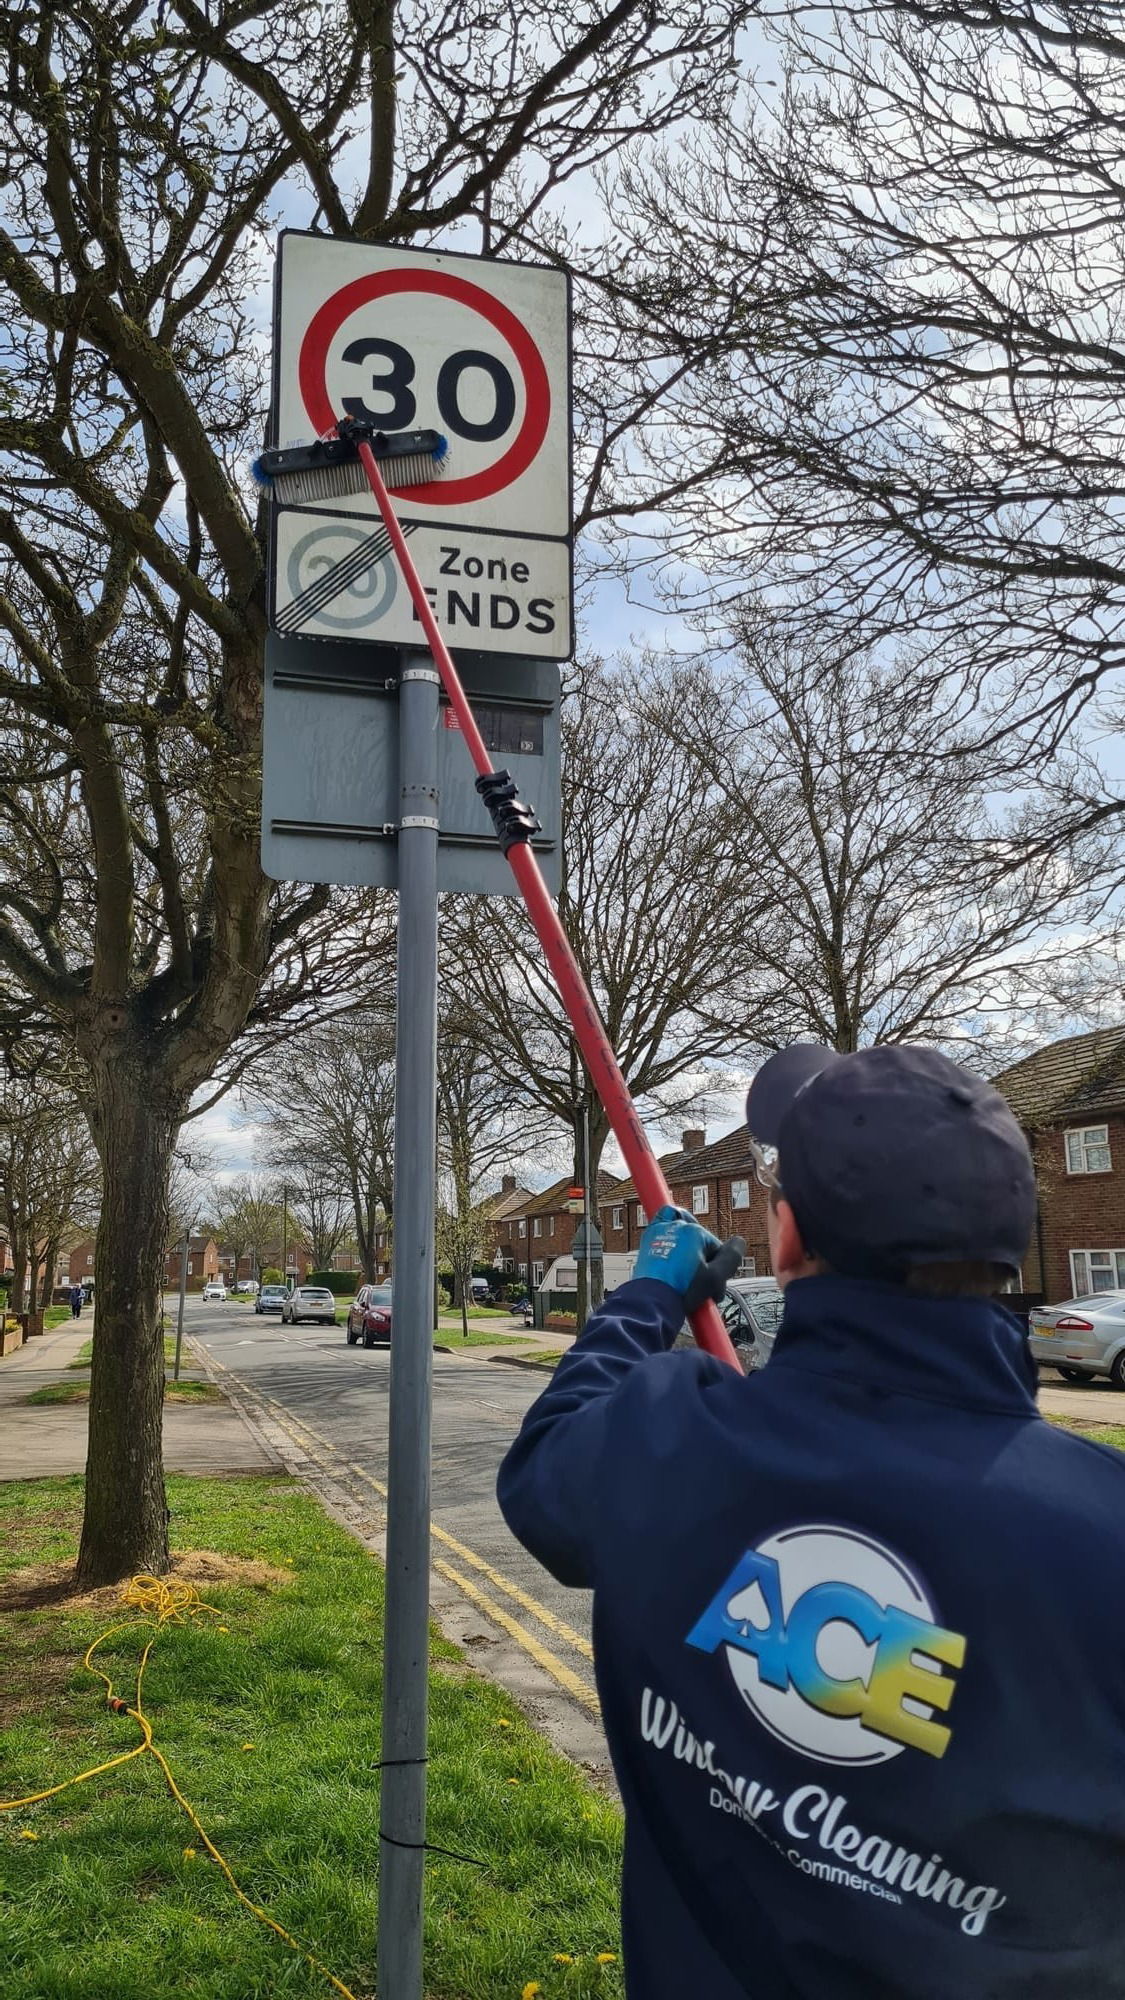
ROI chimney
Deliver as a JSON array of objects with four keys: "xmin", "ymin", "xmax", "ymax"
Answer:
[
  {"xmin": 682, "ymin": 1128, "xmax": 705, "ymax": 1152},
  {"xmin": 501, "ymin": 1173, "xmax": 516, "ymax": 1193}
]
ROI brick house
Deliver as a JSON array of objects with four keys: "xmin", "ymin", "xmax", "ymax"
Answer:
[
  {"xmin": 161, "ymin": 1235, "xmax": 221, "ymax": 1290},
  {"xmin": 485, "ymin": 1174, "xmax": 535, "ymax": 1273},
  {"xmin": 60, "ymin": 1238, "xmax": 99, "ymax": 1287},
  {"xmin": 502, "ymin": 1171, "xmax": 624, "ymax": 1289},
  {"xmin": 601, "ymin": 1127, "xmax": 768, "ymax": 1274},
  {"xmin": 600, "ymin": 1129, "xmax": 708, "ymax": 1253},
  {"xmin": 994, "ymin": 1026, "xmax": 1125, "ymax": 1302},
  {"xmin": 216, "ymin": 1243, "xmax": 315, "ymax": 1286}
]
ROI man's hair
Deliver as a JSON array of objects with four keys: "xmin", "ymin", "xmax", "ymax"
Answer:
[
  {"xmin": 903, "ymin": 1261, "xmax": 1016, "ymax": 1298},
  {"xmin": 769, "ymin": 1189, "xmax": 1016, "ymax": 1296}
]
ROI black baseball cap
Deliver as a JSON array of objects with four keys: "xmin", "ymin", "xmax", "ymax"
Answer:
[{"xmin": 745, "ymin": 1044, "xmax": 1036, "ymax": 1280}]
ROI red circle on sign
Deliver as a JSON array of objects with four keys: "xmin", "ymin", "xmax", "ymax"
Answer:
[{"xmin": 297, "ymin": 269, "xmax": 552, "ymax": 506}]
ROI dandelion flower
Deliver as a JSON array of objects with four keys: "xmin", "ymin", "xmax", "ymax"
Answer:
[
  {"xmin": 183, "ymin": 1846, "xmax": 197, "ymax": 1860},
  {"xmin": 521, "ymin": 1984, "xmax": 541, "ymax": 1998},
  {"xmin": 596, "ymin": 1953, "xmax": 618, "ymax": 1964},
  {"xmin": 241, "ymin": 1742, "xmax": 255, "ymax": 1751},
  {"xmin": 18, "ymin": 1830, "xmax": 38, "ymax": 1841},
  {"xmin": 496, "ymin": 1718, "xmax": 511, "ymax": 1729},
  {"xmin": 553, "ymin": 1952, "xmax": 573, "ymax": 1963}
]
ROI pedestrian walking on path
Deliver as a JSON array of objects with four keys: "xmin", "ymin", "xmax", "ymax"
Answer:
[
  {"xmin": 68, "ymin": 1282, "xmax": 83, "ymax": 1320},
  {"xmin": 498, "ymin": 1044, "xmax": 1125, "ymax": 1998}
]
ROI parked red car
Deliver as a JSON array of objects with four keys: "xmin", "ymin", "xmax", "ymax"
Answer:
[{"xmin": 345, "ymin": 1283, "xmax": 392, "ymax": 1348}]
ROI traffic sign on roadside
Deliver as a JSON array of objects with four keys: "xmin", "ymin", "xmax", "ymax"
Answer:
[
  {"xmin": 269, "ymin": 234, "xmax": 572, "ymax": 659},
  {"xmin": 260, "ymin": 631, "xmax": 561, "ymax": 896}
]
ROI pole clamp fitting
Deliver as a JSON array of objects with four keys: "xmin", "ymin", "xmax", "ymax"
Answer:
[
  {"xmin": 399, "ymin": 814, "xmax": 440, "ymax": 831},
  {"xmin": 475, "ymin": 769, "xmax": 541, "ymax": 854},
  {"xmin": 400, "ymin": 666, "xmax": 440, "ymax": 685}
]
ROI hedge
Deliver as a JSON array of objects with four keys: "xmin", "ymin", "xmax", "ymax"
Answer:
[{"xmin": 309, "ymin": 1269, "xmax": 363, "ymax": 1295}]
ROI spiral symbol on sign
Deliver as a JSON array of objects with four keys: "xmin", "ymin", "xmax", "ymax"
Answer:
[{"xmin": 282, "ymin": 520, "xmax": 400, "ymax": 633}]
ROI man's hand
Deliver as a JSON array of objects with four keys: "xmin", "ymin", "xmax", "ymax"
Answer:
[{"xmin": 634, "ymin": 1204, "xmax": 745, "ymax": 1312}]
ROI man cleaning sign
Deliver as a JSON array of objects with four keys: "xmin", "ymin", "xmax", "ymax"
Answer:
[{"xmin": 498, "ymin": 1044, "xmax": 1125, "ymax": 1997}]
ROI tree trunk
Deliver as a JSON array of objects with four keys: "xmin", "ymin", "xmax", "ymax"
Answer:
[
  {"xmin": 10, "ymin": 1234, "xmax": 27, "ymax": 1313},
  {"xmin": 39, "ymin": 1238, "xmax": 60, "ymax": 1308},
  {"xmin": 75, "ymin": 1055, "xmax": 183, "ymax": 1589},
  {"xmin": 27, "ymin": 1246, "xmax": 41, "ymax": 1314}
]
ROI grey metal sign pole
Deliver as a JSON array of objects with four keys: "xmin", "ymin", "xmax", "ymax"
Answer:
[{"xmin": 377, "ymin": 651, "xmax": 440, "ymax": 2000}]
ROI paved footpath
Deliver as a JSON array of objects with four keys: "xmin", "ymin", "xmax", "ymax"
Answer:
[{"xmin": 0, "ymin": 1309, "xmax": 279, "ymax": 1481}]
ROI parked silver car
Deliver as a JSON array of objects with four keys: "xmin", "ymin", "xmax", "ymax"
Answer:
[
  {"xmin": 675, "ymin": 1277, "xmax": 786, "ymax": 1372},
  {"xmin": 1029, "ymin": 1292, "xmax": 1125, "ymax": 1389},
  {"xmin": 281, "ymin": 1285, "xmax": 337, "ymax": 1326}
]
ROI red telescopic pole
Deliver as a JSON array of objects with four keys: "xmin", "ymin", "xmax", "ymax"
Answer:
[{"xmin": 357, "ymin": 438, "xmax": 741, "ymax": 1371}]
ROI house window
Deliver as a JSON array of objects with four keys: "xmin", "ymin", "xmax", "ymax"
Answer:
[
  {"xmin": 612, "ymin": 1206, "xmax": 623, "ymax": 1231},
  {"xmin": 549, "ymin": 1215, "xmax": 556, "ymax": 1235},
  {"xmin": 731, "ymin": 1179, "xmax": 750, "ymax": 1210},
  {"xmin": 187, "ymin": 1260, "xmax": 193, "ymax": 1274},
  {"xmin": 1070, "ymin": 1248, "xmax": 1125, "ymax": 1296},
  {"xmin": 518, "ymin": 1219, "xmax": 526, "ymax": 1237},
  {"xmin": 86, "ymin": 1253, "xmax": 94, "ymax": 1266},
  {"xmin": 533, "ymin": 1218, "xmax": 541, "ymax": 1237},
  {"xmin": 738, "ymin": 1255, "xmax": 757, "ymax": 1277},
  {"xmin": 533, "ymin": 1261, "xmax": 545, "ymax": 1285},
  {"xmin": 637, "ymin": 1205, "xmax": 646, "ymax": 1228},
  {"xmin": 1065, "ymin": 1124, "xmax": 1111, "ymax": 1174},
  {"xmin": 692, "ymin": 1185, "xmax": 709, "ymax": 1215}
]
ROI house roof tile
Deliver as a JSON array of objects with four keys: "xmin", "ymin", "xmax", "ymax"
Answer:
[
  {"xmin": 993, "ymin": 1026, "xmax": 1125, "ymax": 1125},
  {"xmin": 486, "ymin": 1184, "xmax": 534, "ymax": 1223}
]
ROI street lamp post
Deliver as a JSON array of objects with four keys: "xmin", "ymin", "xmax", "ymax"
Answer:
[{"xmin": 281, "ymin": 1183, "xmax": 289, "ymax": 1287}]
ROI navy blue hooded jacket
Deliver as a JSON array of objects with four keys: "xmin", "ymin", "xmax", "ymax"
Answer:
[{"xmin": 497, "ymin": 1275, "xmax": 1125, "ymax": 1997}]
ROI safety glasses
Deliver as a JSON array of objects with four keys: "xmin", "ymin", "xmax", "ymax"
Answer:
[{"xmin": 748, "ymin": 1134, "xmax": 780, "ymax": 1193}]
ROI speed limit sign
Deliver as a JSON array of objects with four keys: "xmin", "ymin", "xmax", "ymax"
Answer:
[{"xmin": 268, "ymin": 233, "xmax": 572, "ymax": 659}]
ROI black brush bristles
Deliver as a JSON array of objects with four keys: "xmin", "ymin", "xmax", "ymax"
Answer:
[{"xmin": 252, "ymin": 425, "xmax": 448, "ymax": 504}]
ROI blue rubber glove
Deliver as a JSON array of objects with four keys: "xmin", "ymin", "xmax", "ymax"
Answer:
[{"xmin": 633, "ymin": 1204, "xmax": 745, "ymax": 1312}]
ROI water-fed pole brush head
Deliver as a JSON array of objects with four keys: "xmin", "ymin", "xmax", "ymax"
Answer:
[{"xmin": 252, "ymin": 421, "xmax": 448, "ymax": 504}]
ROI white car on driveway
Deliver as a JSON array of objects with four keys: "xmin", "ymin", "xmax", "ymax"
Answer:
[{"xmin": 202, "ymin": 1280, "xmax": 228, "ymax": 1302}]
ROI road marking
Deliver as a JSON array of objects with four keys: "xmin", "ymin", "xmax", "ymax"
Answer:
[
  {"xmin": 199, "ymin": 1353, "xmax": 598, "ymax": 1699},
  {"xmin": 432, "ymin": 1559, "xmax": 601, "ymax": 1714},
  {"xmin": 232, "ymin": 1385, "xmax": 594, "ymax": 1664}
]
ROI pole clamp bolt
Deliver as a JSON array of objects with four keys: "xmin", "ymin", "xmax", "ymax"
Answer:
[{"xmin": 475, "ymin": 770, "xmax": 540, "ymax": 854}]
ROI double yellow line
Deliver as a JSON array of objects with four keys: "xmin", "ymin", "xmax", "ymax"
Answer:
[{"xmin": 208, "ymin": 1359, "xmax": 601, "ymax": 1717}]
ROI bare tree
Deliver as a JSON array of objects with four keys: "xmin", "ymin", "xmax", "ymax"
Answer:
[
  {"xmin": 436, "ymin": 998, "xmax": 551, "ymax": 1334},
  {"xmin": 443, "ymin": 655, "xmax": 765, "ymax": 1253},
  {"xmin": 0, "ymin": 1066, "xmax": 100, "ymax": 1312},
  {"xmin": 594, "ymin": 3, "xmax": 1125, "ymax": 776},
  {"xmin": 0, "ymin": 0, "xmax": 761, "ymax": 1582},
  {"xmin": 208, "ymin": 1175, "xmax": 287, "ymax": 1280},
  {"xmin": 249, "ymin": 1011, "xmax": 397, "ymax": 1281},
  {"xmin": 644, "ymin": 620, "xmax": 1123, "ymax": 1063}
]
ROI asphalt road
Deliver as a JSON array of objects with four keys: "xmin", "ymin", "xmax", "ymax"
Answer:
[{"xmin": 178, "ymin": 1293, "xmax": 610, "ymax": 1777}]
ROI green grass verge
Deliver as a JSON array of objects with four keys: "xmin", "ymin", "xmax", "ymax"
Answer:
[
  {"xmin": 43, "ymin": 1306, "xmax": 72, "ymax": 1331},
  {"xmin": 70, "ymin": 1335, "xmax": 179, "ymax": 1371},
  {"xmin": 1047, "ymin": 1415, "xmax": 1125, "ymax": 1450},
  {"xmin": 25, "ymin": 1381, "xmax": 222, "ymax": 1408},
  {"xmin": 439, "ymin": 1328, "xmax": 531, "ymax": 1350},
  {"xmin": 0, "ymin": 1475, "xmax": 623, "ymax": 2000}
]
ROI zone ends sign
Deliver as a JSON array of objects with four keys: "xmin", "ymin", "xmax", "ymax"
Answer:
[{"xmin": 268, "ymin": 233, "xmax": 572, "ymax": 660}]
